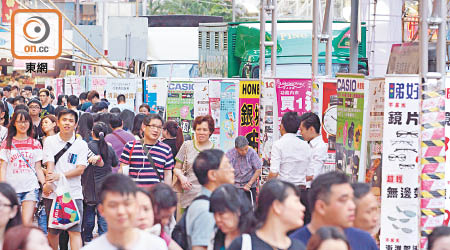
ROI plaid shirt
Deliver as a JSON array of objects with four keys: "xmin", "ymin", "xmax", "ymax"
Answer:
[{"xmin": 226, "ymin": 147, "xmax": 262, "ymax": 188}]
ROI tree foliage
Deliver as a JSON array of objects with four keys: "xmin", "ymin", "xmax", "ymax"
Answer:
[{"xmin": 148, "ymin": 0, "xmax": 245, "ymax": 22}]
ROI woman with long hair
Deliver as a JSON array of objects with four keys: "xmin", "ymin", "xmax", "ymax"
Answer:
[
  {"xmin": 3, "ymin": 225, "xmax": 51, "ymax": 250},
  {"xmin": 81, "ymin": 122, "xmax": 118, "ymax": 243},
  {"xmin": 228, "ymin": 179, "xmax": 306, "ymax": 250},
  {"xmin": 0, "ymin": 110, "xmax": 45, "ymax": 226},
  {"xmin": 306, "ymin": 227, "xmax": 350, "ymax": 250},
  {"xmin": 132, "ymin": 113, "xmax": 146, "ymax": 140},
  {"xmin": 162, "ymin": 120, "xmax": 184, "ymax": 160},
  {"xmin": 209, "ymin": 184, "xmax": 255, "ymax": 249},
  {"xmin": 0, "ymin": 102, "xmax": 8, "ymax": 143},
  {"xmin": 77, "ymin": 112, "xmax": 94, "ymax": 142},
  {"xmin": 0, "ymin": 182, "xmax": 21, "ymax": 248}
]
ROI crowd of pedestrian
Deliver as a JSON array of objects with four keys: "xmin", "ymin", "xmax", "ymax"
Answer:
[{"xmin": 0, "ymin": 84, "xmax": 445, "ymax": 250}]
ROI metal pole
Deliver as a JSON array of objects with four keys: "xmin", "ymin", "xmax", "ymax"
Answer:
[
  {"xmin": 142, "ymin": 0, "xmax": 147, "ymax": 16},
  {"xmin": 75, "ymin": 0, "xmax": 80, "ymax": 25},
  {"xmin": 419, "ymin": 0, "xmax": 428, "ymax": 77},
  {"xmin": 349, "ymin": 0, "xmax": 359, "ymax": 73},
  {"xmin": 312, "ymin": 0, "xmax": 319, "ymax": 78},
  {"xmin": 270, "ymin": 0, "xmax": 277, "ymax": 78},
  {"xmin": 232, "ymin": 0, "xmax": 236, "ymax": 22},
  {"xmin": 325, "ymin": 0, "xmax": 333, "ymax": 76},
  {"xmin": 436, "ymin": 0, "xmax": 446, "ymax": 76},
  {"xmin": 259, "ymin": 0, "xmax": 266, "ymax": 80}
]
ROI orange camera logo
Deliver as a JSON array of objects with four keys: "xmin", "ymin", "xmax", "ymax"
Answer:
[{"xmin": 11, "ymin": 9, "xmax": 62, "ymax": 59}]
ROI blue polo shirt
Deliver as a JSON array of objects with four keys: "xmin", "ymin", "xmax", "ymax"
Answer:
[{"xmin": 290, "ymin": 226, "xmax": 379, "ymax": 250}]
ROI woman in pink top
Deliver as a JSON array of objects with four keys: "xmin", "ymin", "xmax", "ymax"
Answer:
[{"xmin": 0, "ymin": 110, "xmax": 45, "ymax": 225}]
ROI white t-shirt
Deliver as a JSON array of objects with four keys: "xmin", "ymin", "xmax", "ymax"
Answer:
[
  {"xmin": 43, "ymin": 133, "xmax": 88, "ymax": 200},
  {"xmin": 81, "ymin": 229, "xmax": 167, "ymax": 250},
  {"xmin": 0, "ymin": 126, "xmax": 7, "ymax": 143},
  {"xmin": 0, "ymin": 137, "xmax": 43, "ymax": 193}
]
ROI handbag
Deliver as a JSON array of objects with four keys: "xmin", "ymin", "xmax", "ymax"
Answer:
[
  {"xmin": 172, "ymin": 142, "xmax": 189, "ymax": 192},
  {"xmin": 48, "ymin": 174, "xmax": 81, "ymax": 230}
]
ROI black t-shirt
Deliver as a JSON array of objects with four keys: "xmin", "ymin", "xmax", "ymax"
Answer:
[
  {"xmin": 228, "ymin": 232, "xmax": 306, "ymax": 250},
  {"xmin": 88, "ymin": 140, "xmax": 118, "ymax": 182},
  {"xmin": 40, "ymin": 104, "xmax": 55, "ymax": 118},
  {"xmin": 163, "ymin": 138, "xmax": 178, "ymax": 160}
]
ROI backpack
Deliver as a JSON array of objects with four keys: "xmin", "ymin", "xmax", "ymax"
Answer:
[{"xmin": 172, "ymin": 195, "xmax": 209, "ymax": 249}]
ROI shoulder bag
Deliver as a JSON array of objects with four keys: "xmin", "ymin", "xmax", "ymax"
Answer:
[{"xmin": 140, "ymin": 140, "xmax": 163, "ymax": 182}]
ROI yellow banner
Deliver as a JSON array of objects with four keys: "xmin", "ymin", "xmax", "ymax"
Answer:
[{"xmin": 239, "ymin": 80, "xmax": 260, "ymax": 99}]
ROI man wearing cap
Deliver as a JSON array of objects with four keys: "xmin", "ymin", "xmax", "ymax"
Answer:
[
  {"xmin": 225, "ymin": 136, "xmax": 262, "ymax": 204},
  {"xmin": 28, "ymin": 99, "xmax": 44, "ymax": 141}
]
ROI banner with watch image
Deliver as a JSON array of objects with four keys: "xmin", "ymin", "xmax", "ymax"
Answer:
[{"xmin": 335, "ymin": 74, "xmax": 365, "ymax": 182}]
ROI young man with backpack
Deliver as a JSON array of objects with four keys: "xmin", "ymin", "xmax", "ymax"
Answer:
[{"xmin": 172, "ymin": 149, "xmax": 235, "ymax": 250}]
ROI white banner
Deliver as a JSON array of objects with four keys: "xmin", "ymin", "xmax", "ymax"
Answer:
[
  {"xmin": 380, "ymin": 75, "xmax": 420, "ymax": 250},
  {"xmin": 194, "ymin": 79, "xmax": 209, "ymax": 117},
  {"xmin": 105, "ymin": 78, "xmax": 138, "ymax": 109}
]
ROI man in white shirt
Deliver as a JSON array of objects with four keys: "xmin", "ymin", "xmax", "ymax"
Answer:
[
  {"xmin": 269, "ymin": 111, "xmax": 313, "ymax": 222},
  {"xmin": 299, "ymin": 112, "xmax": 328, "ymax": 224},
  {"xmin": 299, "ymin": 112, "xmax": 328, "ymax": 182},
  {"xmin": 42, "ymin": 109, "xmax": 89, "ymax": 250},
  {"xmin": 82, "ymin": 174, "xmax": 167, "ymax": 250}
]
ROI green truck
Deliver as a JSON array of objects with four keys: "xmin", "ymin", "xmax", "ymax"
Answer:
[{"xmin": 198, "ymin": 21, "xmax": 367, "ymax": 78}]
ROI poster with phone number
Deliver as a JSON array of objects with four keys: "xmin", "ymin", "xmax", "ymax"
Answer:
[{"xmin": 380, "ymin": 76, "xmax": 420, "ymax": 250}]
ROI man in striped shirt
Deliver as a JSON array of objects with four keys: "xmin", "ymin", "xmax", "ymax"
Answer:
[{"xmin": 119, "ymin": 114, "xmax": 174, "ymax": 188}]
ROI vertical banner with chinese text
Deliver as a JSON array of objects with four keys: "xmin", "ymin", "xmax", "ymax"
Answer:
[
  {"xmin": 336, "ymin": 74, "xmax": 365, "ymax": 182},
  {"xmin": 105, "ymin": 78, "xmax": 138, "ymax": 110},
  {"xmin": 143, "ymin": 78, "xmax": 168, "ymax": 118},
  {"xmin": 166, "ymin": 80, "xmax": 194, "ymax": 135},
  {"xmin": 260, "ymin": 79, "xmax": 276, "ymax": 184},
  {"xmin": 275, "ymin": 79, "xmax": 312, "ymax": 138},
  {"xmin": 90, "ymin": 77, "xmax": 107, "ymax": 99},
  {"xmin": 446, "ymin": 76, "xmax": 450, "ymax": 226},
  {"xmin": 365, "ymin": 78, "xmax": 385, "ymax": 198},
  {"xmin": 219, "ymin": 81, "xmax": 238, "ymax": 152},
  {"xmin": 208, "ymin": 80, "xmax": 221, "ymax": 147},
  {"xmin": 380, "ymin": 75, "xmax": 420, "ymax": 250},
  {"xmin": 194, "ymin": 80, "xmax": 210, "ymax": 117},
  {"xmin": 238, "ymin": 80, "xmax": 260, "ymax": 152}
]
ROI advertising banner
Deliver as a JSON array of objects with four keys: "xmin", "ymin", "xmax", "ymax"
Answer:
[
  {"xmin": 55, "ymin": 78, "xmax": 63, "ymax": 103},
  {"xmin": 320, "ymin": 79, "xmax": 338, "ymax": 173},
  {"xmin": 365, "ymin": 78, "xmax": 385, "ymax": 197},
  {"xmin": 446, "ymin": 76, "xmax": 450, "ymax": 226},
  {"xmin": 335, "ymin": 74, "xmax": 365, "ymax": 182},
  {"xmin": 2, "ymin": 0, "xmax": 18, "ymax": 24},
  {"xmin": 194, "ymin": 80, "xmax": 209, "ymax": 117},
  {"xmin": 219, "ymin": 81, "xmax": 238, "ymax": 152},
  {"xmin": 90, "ymin": 77, "xmax": 107, "ymax": 98},
  {"xmin": 209, "ymin": 80, "xmax": 222, "ymax": 135},
  {"xmin": 275, "ymin": 79, "xmax": 312, "ymax": 138},
  {"xmin": 380, "ymin": 75, "xmax": 420, "ymax": 250},
  {"xmin": 143, "ymin": 78, "xmax": 168, "ymax": 118},
  {"xmin": 105, "ymin": 78, "xmax": 138, "ymax": 109},
  {"xmin": 166, "ymin": 80, "xmax": 194, "ymax": 135},
  {"xmin": 238, "ymin": 80, "xmax": 260, "ymax": 152},
  {"xmin": 260, "ymin": 78, "xmax": 276, "ymax": 182}
]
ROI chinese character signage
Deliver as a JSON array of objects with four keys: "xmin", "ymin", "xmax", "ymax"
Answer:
[
  {"xmin": 166, "ymin": 80, "xmax": 194, "ymax": 135},
  {"xmin": 194, "ymin": 79, "xmax": 209, "ymax": 117},
  {"xmin": 365, "ymin": 78, "xmax": 385, "ymax": 197},
  {"xmin": 143, "ymin": 78, "xmax": 168, "ymax": 118},
  {"xmin": 220, "ymin": 81, "xmax": 238, "ymax": 152},
  {"xmin": 2, "ymin": 0, "xmax": 18, "ymax": 24},
  {"xmin": 380, "ymin": 76, "xmax": 420, "ymax": 250},
  {"xmin": 90, "ymin": 76, "xmax": 107, "ymax": 98},
  {"xmin": 275, "ymin": 79, "xmax": 312, "ymax": 134},
  {"xmin": 445, "ymin": 76, "xmax": 450, "ymax": 225},
  {"xmin": 260, "ymin": 78, "xmax": 276, "ymax": 184},
  {"xmin": 238, "ymin": 80, "xmax": 260, "ymax": 152},
  {"xmin": 105, "ymin": 78, "xmax": 138, "ymax": 110},
  {"xmin": 335, "ymin": 74, "xmax": 365, "ymax": 182}
]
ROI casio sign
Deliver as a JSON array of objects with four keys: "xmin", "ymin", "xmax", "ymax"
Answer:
[
  {"xmin": 337, "ymin": 78, "xmax": 357, "ymax": 92},
  {"xmin": 169, "ymin": 83, "xmax": 194, "ymax": 91}
]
